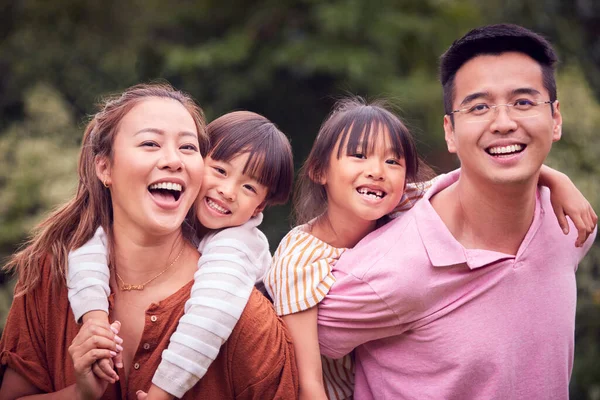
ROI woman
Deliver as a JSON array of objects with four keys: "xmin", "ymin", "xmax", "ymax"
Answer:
[{"xmin": 0, "ymin": 83, "xmax": 298, "ymax": 399}]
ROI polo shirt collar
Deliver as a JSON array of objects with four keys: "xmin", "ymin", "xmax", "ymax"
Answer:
[{"xmin": 414, "ymin": 169, "xmax": 543, "ymax": 270}]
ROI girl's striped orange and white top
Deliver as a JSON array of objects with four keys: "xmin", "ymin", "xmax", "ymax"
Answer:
[
  {"xmin": 263, "ymin": 176, "xmax": 439, "ymax": 399},
  {"xmin": 264, "ymin": 226, "xmax": 354, "ymax": 400}
]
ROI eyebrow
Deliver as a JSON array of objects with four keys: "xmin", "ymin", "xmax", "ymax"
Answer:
[
  {"xmin": 510, "ymin": 88, "xmax": 541, "ymax": 97},
  {"xmin": 459, "ymin": 91, "xmax": 491, "ymax": 107},
  {"xmin": 134, "ymin": 128, "xmax": 198, "ymax": 139}
]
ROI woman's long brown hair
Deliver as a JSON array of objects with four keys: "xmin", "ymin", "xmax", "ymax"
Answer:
[{"xmin": 3, "ymin": 83, "xmax": 208, "ymax": 296}]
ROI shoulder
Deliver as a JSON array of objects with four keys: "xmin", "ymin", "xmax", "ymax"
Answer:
[
  {"xmin": 225, "ymin": 289, "xmax": 297, "ymax": 388},
  {"xmin": 273, "ymin": 226, "xmax": 340, "ymax": 263}
]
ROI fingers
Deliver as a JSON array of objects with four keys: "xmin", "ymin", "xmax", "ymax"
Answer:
[
  {"xmin": 73, "ymin": 348, "xmax": 117, "ymax": 372},
  {"xmin": 554, "ymin": 206, "xmax": 569, "ymax": 235},
  {"xmin": 136, "ymin": 390, "xmax": 148, "ymax": 400},
  {"xmin": 93, "ymin": 358, "xmax": 119, "ymax": 384}
]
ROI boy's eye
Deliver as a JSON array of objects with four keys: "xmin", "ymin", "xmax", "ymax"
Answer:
[
  {"xmin": 243, "ymin": 184, "xmax": 257, "ymax": 193},
  {"xmin": 386, "ymin": 159, "xmax": 401, "ymax": 165},
  {"xmin": 213, "ymin": 166, "xmax": 226, "ymax": 175}
]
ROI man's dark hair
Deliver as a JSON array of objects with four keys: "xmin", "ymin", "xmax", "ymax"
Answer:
[{"xmin": 440, "ymin": 24, "xmax": 559, "ymax": 117}]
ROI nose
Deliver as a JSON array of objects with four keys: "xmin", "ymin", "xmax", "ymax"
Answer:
[
  {"xmin": 489, "ymin": 105, "xmax": 518, "ymax": 135},
  {"xmin": 158, "ymin": 145, "xmax": 184, "ymax": 171},
  {"xmin": 366, "ymin": 159, "xmax": 384, "ymax": 181},
  {"xmin": 218, "ymin": 180, "xmax": 236, "ymax": 202}
]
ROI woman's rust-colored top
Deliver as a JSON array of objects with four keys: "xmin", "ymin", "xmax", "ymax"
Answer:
[{"xmin": 0, "ymin": 260, "xmax": 299, "ymax": 399}]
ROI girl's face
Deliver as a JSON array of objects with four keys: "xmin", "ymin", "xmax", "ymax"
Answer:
[
  {"xmin": 98, "ymin": 97, "xmax": 204, "ymax": 239},
  {"xmin": 195, "ymin": 152, "xmax": 268, "ymax": 230},
  {"xmin": 321, "ymin": 126, "xmax": 407, "ymax": 224}
]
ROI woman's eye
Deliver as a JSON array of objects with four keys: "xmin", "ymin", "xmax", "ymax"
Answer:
[
  {"xmin": 141, "ymin": 141, "xmax": 159, "ymax": 148},
  {"xmin": 180, "ymin": 144, "xmax": 199, "ymax": 151},
  {"xmin": 243, "ymin": 184, "xmax": 257, "ymax": 193}
]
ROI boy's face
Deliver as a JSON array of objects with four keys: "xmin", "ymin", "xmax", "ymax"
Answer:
[
  {"xmin": 443, "ymin": 51, "xmax": 562, "ymax": 187},
  {"xmin": 195, "ymin": 153, "xmax": 268, "ymax": 230}
]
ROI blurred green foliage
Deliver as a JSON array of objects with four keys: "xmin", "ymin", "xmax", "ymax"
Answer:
[{"xmin": 0, "ymin": 0, "xmax": 599, "ymax": 398}]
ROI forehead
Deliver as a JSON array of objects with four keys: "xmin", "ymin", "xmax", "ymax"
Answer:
[
  {"xmin": 453, "ymin": 52, "xmax": 546, "ymax": 103},
  {"xmin": 118, "ymin": 97, "xmax": 197, "ymax": 136}
]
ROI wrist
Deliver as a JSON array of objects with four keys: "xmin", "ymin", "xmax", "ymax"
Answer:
[{"xmin": 81, "ymin": 310, "xmax": 109, "ymax": 324}]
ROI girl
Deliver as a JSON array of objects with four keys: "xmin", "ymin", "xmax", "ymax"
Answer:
[
  {"xmin": 66, "ymin": 111, "xmax": 294, "ymax": 399},
  {"xmin": 264, "ymin": 97, "xmax": 596, "ymax": 399}
]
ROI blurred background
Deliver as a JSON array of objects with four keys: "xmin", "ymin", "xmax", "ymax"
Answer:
[{"xmin": 0, "ymin": 0, "xmax": 599, "ymax": 397}]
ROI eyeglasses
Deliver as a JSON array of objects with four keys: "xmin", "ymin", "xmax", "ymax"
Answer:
[{"xmin": 449, "ymin": 100, "xmax": 554, "ymax": 122}]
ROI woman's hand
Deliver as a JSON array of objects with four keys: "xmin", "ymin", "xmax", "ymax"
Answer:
[{"xmin": 68, "ymin": 319, "xmax": 121, "ymax": 400}]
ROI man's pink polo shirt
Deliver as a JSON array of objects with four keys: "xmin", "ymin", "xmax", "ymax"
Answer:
[{"xmin": 318, "ymin": 170, "xmax": 596, "ymax": 400}]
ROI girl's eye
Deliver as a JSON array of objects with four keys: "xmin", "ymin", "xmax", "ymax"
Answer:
[
  {"xmin": 386, "ymin": 159, "xmax": 400, "ymax": 165},
  {"xmin": 351, "ymin": 153, "xmax": 366, "ymax": 159},
  {"xmin": 243, "ymin": 184, "xmax": 257, "ymax": 193}
]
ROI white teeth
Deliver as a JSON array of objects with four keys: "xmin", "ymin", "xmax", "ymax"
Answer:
[
  {"xmin": 357, "ymin": 187, "xmax": 384, "ymax": 198},
  {"xmin": 207, "ymin": 198, "xmax": 230, "ymax": 214},
  {"xmin": 149, "ymin": 182, "xmax": 183, "ymax": 191},
  {"xmin": 488, "ymin": 144, "xmax": 524, "ymax": 155}
]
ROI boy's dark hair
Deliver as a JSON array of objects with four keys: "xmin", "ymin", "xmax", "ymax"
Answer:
[
  {"xmin": 440, "ymin": 24, "xmax": 558, "ymax": 117},
  {"xmin": 294, "ymin": 96, "xmax": 433, "ymax": 226},
  {"xmin": 207, "ymin": 111, "xmax": 294, "ymax": 205}
]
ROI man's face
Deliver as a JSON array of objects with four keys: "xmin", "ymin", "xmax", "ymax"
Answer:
[{"xmin": 443, "ymin": 51, "xmax": 562, "ymax": 186}]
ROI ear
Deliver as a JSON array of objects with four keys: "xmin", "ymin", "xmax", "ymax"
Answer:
[
  {"xmin": 443, "ymin": 115, "xmax": 457, "ymax": 153},
  {"xmin": 551, "ymin": 101, "xmax": 562, "ymax": 142},
  {"xmin": 252, "ymin": 201, "xmax": 267, "ymax": 217},
  {"xmin": 308, "ymin": 167, "xmax": 327, "ymax": 186},
  {"xmin": 95, "ymin": 155, "xmax": 112, "ymax": 187}
]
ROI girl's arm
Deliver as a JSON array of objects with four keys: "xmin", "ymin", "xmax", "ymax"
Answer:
[
  {"xmin": 282, "ymin": 308, "xmax": 328, "ymax": 400},
  {"xmin": 147, "ymin": 215, "xmax": 271, "ymax": 399},
  {"xmin": 539, "ymin": 165, "xmax": 597, "ymax": 247}
]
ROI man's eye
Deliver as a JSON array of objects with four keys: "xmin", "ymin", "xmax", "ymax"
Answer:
[
  {"xmin": 513, "ymin": 99, "xmax": 535, "ymax": 109},
  {"xmin": 468, "ymin": 104, "xmax": 490, "ymax": 114}
]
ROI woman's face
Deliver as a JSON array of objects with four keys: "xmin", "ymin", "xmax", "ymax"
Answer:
[{"xmin": 100, "ymin": 97, "xmax": 204, "ymax": 239}]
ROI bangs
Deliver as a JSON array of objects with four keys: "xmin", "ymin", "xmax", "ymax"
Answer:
[
  {"xmin": 207, "ymin": 111, "xmax": 294, "ymax": 204},
  {"xmin": 334, "ymin": 108, "xmax": 407, "ymax": 161}
]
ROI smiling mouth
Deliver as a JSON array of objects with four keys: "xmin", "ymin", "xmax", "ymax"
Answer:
[
  {"xmin": 148, "ymin": 182, "xmax": 183, "ymax": 201},
  {"xmin": 206, "ymin": 197, "xmax": 231, "ymax": 215},
  {"xmin": 486, "ymin": 144, "xmax": 526, "ymax": 157},
  {"xmin": 356, "ymin": 187, "xmax": 386, "ymax": 199}
]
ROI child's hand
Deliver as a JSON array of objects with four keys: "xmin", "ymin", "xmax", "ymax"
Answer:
[
  {"xmin": 89, "ymin": 321, "xmax": 122, "ymax": 384},
  {"xmin": 549, "ymin": 175, "xmax": 597, "ymax": 247},
  {"xmin": 136, "ymin": 384, "xmax": 175, "ymax": 400}
]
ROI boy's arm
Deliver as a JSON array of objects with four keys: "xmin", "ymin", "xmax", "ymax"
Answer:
[
  {"xmin": 538, "ymin": 165, "xmax": 597, "ymax": 246},
  {"xmin": 67, "ymin": 227, "xmax": 111, "ymax": 322},
  {"xmin": 152, "ymin": 215, "xmax": 271, "ymax": 398}
]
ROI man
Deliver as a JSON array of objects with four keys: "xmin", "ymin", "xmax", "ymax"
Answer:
[{"xmin": 318, "ymin": 24, "xmax": 597, "ymax": 399}]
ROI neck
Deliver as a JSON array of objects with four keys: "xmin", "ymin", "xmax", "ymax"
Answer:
[
  {"xmin": 111, "ymin": 220, "xmax": 187, "ymax": 285},
  {"xmin": 312, "ymin": 208, "xmax": 376, "ymax": 249},
  {"xmin": 432, "ymin": 169, "xmax": 538, "ymax": 255}
]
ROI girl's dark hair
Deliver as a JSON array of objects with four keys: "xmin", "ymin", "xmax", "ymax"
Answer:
[
  {"xmin": 207, "ymin": 111, "xmax": 294, "ymax": 205},
  {"xmin": 294, "ymin": 97, "xmax": 432, "ymax": 225}
]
